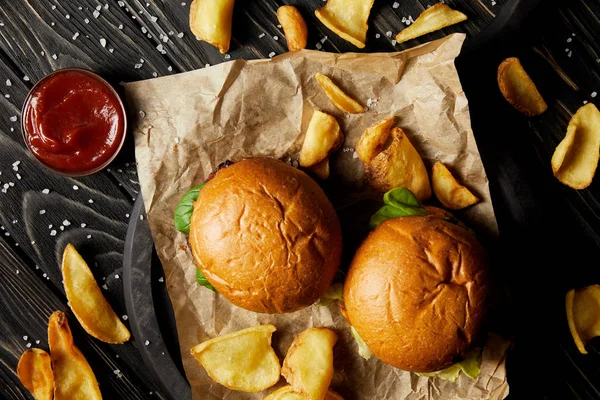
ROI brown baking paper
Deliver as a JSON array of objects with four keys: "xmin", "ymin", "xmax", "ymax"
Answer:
[{"xmin": 124, "ymin": 33, "xmax": 508, "ymax": 400}]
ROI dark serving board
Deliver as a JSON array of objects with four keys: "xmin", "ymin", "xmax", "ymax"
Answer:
[{"xmin": 123, "ymin": 1, "xmax": 600, "ymax": 400}]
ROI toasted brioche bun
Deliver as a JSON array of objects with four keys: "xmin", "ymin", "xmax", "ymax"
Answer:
[
  {"xmin": 343, "ymin": 215, "xmax": 488, "ymax": 372},
  {"xmin": 189, "ymin": 158, "xmax": 343, "ymax": 314}
]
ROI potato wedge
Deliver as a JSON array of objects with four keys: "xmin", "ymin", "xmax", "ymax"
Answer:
[
  {"xmin": 309, "ymin": 158, "xmax": 330, "ymax": 180},
  {"xmin": 497, "ymin": 57, "xmax": 547, "ymax": 116},
  {"xmin": 190, "ymin": 325, "xmax": 280, "ymax": 392},
  {"xmin": 431, "ymin": 162, "xmax": 479, "ymax": 210},
  {"xmin": 17, "ymin": 349, "xmax": 54, "ymax": 400},
  {"xmin": 189, "ymin": 0, "xmax": 235, "ymax": 54},
  {"xmin": 566, "ymin": 285, "xmax": 600, "ymax": 354},
  {"xmin": 277, "ymin": 6, "xmax": 308, "ymax": 52},
  {"xmin": 48, "ymin": 311, "xmax": 102, "ymax": 400},
  {"xmin": 315, "ymin": 0, "xmax": 375, "ymax": 49},
  {"xmin": 395, "ymin": 3, "xmax": 467, "ymax": 44},
  {"xmin": 365, "ymin": 127, "xmax": 431, "ymax": 202},
  {"xmin": 62, "ymin": 244, "xmax": 130, "ymax": 344},
  {"xmin": 299, "ymin": 110, "xmax": 343, "ymax": 167},
  {"xmin": 551, "ymin": 103, "xmax": 600, "ymax": 189},
  {"xmin": 356, "ymin": 116, "xmax": 395, "ymax": 164},
  {"xmin": 266, "ymin": 385, "xmax": 344, "ymax": 400},
  {"xmin": 315, "ymin": 73, "xmax": 365, "ymax": 114},
  {"xmin": 282, "ymin": 328, "xmax": 338, "ymax": 400}
]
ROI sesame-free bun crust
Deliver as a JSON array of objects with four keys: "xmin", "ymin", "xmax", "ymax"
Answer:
[
  {"xmin": 189, "ymin": 158, "xmax": 342, "ymax": 314},
  {"xmin": 343, "ymin": 216, "xmax": 488, "ymax": 372}
]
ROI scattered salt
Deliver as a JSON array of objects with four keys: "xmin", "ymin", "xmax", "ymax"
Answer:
[
  {"xmin": 145, "ymin": 340, "xmax": 150, "ymax": 345},
  {"xmin": 269, "ymin": 52, "xmax": 276, "ymax": 58},
  {"xmin": 122, "ymin": 315, "xmax": 128, "ymax": 320},
  {"xmin": 93, "ymin": 10, "xmax": 100, "ymax": 18},
  {"xmin": 50, "ymin": 230, "xmax": 57, "ymax": 236},
  {"xmin": 72, "ymin": 32, "xmax": 79, "ymax": 40},
  {"xmin": 592, "ymin": 92, "xmax": 597, "ymax": 98},
  {"xmin": 393, "ymin": 2, "xmax": 399, "ymax": 8},
  {"xmin": 100, "ymin": 38, "xmax": 107, "ymax": 47},
  {"xmin": 9, "ymin": 116, "xmax": 17, "ymax": 122},
  {"xmin": 42, "ymin": 188, "xmax": 49, "ymax": 194},
  {"xmin": 258, "ymin": 33, "xmax": 265, "ymax": 39},
  {"xmin": 158, "ymin": 277, "xmax": 164, "ymax": 283},
  {"xmin": 5, "ymin": 79, "xmax": 11, "ymax": 86},
  {"xmin": 177, "ymin": 32, "xmax": 184, "ymax": 39},
  {"xmin": 23, "ymin": 335, "xmax": 27, "ymax": 341},
  {"xmin": 72, "ymin": 185, "xmax": 79, "ymax": 190}
]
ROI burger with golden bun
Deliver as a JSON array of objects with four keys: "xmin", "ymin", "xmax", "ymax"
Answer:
[
  {"xmin": 343, "ymin": 187, "xmax": 489, "ymax": 374},
  {"xmin": 176, "ymin": 157, "xmax": 343, "ymax": 314}
]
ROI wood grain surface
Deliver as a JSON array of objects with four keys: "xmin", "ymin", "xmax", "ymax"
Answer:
[{"xmin": 0, "ymin": 1, "xmax": 598, "ymax": 399}]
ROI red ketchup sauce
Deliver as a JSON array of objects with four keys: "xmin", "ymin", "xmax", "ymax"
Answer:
[{"xmin": 23, "ymin": 69, "xmax": 126, "ymax": 175}]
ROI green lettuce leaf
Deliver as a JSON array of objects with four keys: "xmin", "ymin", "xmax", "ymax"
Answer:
[
  {"xmin": 417, "ymin": 347, "xmax": 482, "ymax": 382},
  {"xmin": 174, "ymin": 183, "xmax": 205, "ymax": 234},
  {"xmin": 350, "ymin": 326, "xmax": 374, "ymax": 360},
  {"xmin": 369, "ymin": 187, "xmax": 427, "ymax": 229},
  {"xmin": 317, "ymin": 283, "xmax": 344, "ymax": 306},
  {"xmin": 196, "ymin": 268, "xmax": 216, "ymax": 292}
]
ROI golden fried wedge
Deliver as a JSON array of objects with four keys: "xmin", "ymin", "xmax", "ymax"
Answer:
[
  {"xmin": 309, "ymin": 158, "xmax": 330, "ymax": 180},
  {"xmin": 190, "ymin": 0, "xmax": 235, "ymax": 53},
  {"xmin": 356, "ymin": 116, "xmax": 395, "ymax": 164},
  {"xmin": 266, "ymin": 385, "xmax": 344, "ymax": 400},
  {"xmin": 62, "ymin": 244, "xmax": 130, "ymax": 344},
  {"xmin": 431, "ymin": 162, "xmax": 479, "ymax": 210},
  {"xmin": 315, "ymin": 73, "xmax": 365, "ymax": 114},
  {"xmin": 17, "ymin": 349, "xmax": 54, "ymax": 400},
  {"xmin": 299, "ymin": 110, "xmax": 343, "ymax": 167},
  {"xmin": 566, "ymin": 285, "xmax": 600, "ymax": 354},
  {"xmin": 48, "ymin": 311, "xmax": 102, "ymax": 400},
  {"xmin": 282, "ymin": 328, "xmax": 338, "ymax": 400},
  {"xmin": 278, "ymin": 6, "xmax": 308, "ymax": 52},
  {"xmin": 395, "ymin": 3, "xmax": 467, "ymax": 44},
  {"xmin": 315, "ymin": 0, "xmax": 375, "ymax": 49},
  {"xmin": 497, "ymin": 57, "xmax": 547, "ymax": 116},
  {"xmin": 190, "ymin": 325, "xmax": 280, "ymax": 392},
  {"xmin": 552, "ymin": 103, "xmax": 600, "ymax": 189},
  {"xmin": 365, "ymin": 127, "xmax": 431, "ymax": 201}
]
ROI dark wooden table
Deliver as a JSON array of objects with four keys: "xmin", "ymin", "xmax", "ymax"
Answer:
[{"xmin": 0, "ymin": 1, "xmax": 599, "ymax": 399}]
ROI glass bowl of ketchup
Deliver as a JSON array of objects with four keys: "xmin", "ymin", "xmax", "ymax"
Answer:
[{"xmin": 21, "ymin": 68, "xmax": 127, "ymax": 177}]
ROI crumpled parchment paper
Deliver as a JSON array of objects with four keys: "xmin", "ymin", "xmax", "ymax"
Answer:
[{"xmin": 124, "ymin": 33, "xmax": 507, "ymax": 400}]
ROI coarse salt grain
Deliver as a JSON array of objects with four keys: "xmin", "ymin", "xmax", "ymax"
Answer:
[
  {"xmin": 10, "ymin": 116, "xmax": 17, "ymax": 122},
  {"xmin": 50, "ymin": 230, "xmax": 56, "ymax": 236},
  {"xmin": 393, "ymin": 2, "xmax": 399, "ymax": 8},
  {"xmin": 88, "ymin": 199, "xmax": 94, "ymax": 203},
  {"xmin": 39, "ymin": 210, "xmax": 46, "ymax": 215},
  {"xmin": 72, "ymin": 32, "xmax": 79, "ymax": 40},
  {"xmin": 122, "ymin": 315, "xmax": 128, "ymax": 320},
  {"xmin": 73, "ymin": 185, "xmax": 79, "ymax": 190},
  {"xmin": 269, "ymin": 52, "xmax": 276, "ymax": 58},
  {"xmin": 592, "ymin": 92, "xmax": 597, "ymax": 98},
  {"xmin": 26, "ymin": 343, "xmax": 31, "ymax": 348},
  {"xmin": 142, "ymin": 27, "xmax": 148, "ymax": 34},
  {"xmin": 6, "ymin": 79, "xmax": 11, "ymax": 86},
  {"xmin": 158, "ymin": 277, "xmax": 164, "ymax": 282},
  {"xmin": 386, "ymin": 31, "xmax": 392, "ymax": 37},
  {"xmin": 62, "ymin": 220, "xmax": 71, "ymax": 226},
  {"xmin": 258, "ymin": 33, "xmax": 265, "ymax": 38},
  {"xmin": 42, "ymin": 189, "xmax": 50, "ymax": 194},
  {"xmin": 151, "ymin": 16, "xmax": 158, "ymax": 22},
  {"xmin": 93, "ymin": 10, "xmax": 100, "ymax": 18},
  {"xmin": 145, "ymin": 340, "xmax": 150, "ymax": 345},
  {"xmin": 177, "ymin": 32, "xmax": 184, "ymax": 39},
  {"xmin": 135, "ymin": 63, "xmax": 143, "ymax": 69},
  {"xmin": 23, "ymin": 335, "xmax": 28, "ymax": 341},
  {"xmin": 100, "ymin": 38, "xmax": 107, "ymax": 47},
  {"xmin": 353, "ymin": 151, "xmax": 359, "ymax": 159},
  {"xmin": 23, "ymin": 76, "xmax": 29, "ymax": 81}
]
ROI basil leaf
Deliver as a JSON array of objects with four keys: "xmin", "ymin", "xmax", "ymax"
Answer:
[
  {"xmin": 174, "ymin": 183, "xmax": 205, "ymax": 234},
  {"xmin": 196, "ymin": 268, "xmax": 216, "ymax": 292},
  {"xmin": 369, "ymin": 187, "xmax": 428, "ymax": 228}
]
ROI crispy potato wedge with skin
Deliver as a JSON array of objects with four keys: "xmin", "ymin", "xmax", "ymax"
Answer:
[
  {"xmin": 356, "ymin": 116, "xmax": 395, "ymax": 164},
  {"xmin": 48, "ymin": 311, "xmax": 102, "ymax": 400},
  {"xmin": 395, "ymin": 3, "xmax": 467, "ymax": 44},
  {"xmin": 309, "ymin": 158, "xmax": 330, "ymax": 180},
  {"xmin": 266, "ymin": 386, "xmax": 344, "ymax": 400},
  {"xmin": 431, "ymin": 162, "xmax": 479, "ymax": 210},
  {"xmin": 282, "ymin": 328, "xmax": 338, "ymax": 400},
  {"xmin": 365, "ymin": 128, "xmax": 432, "ymax": 202},
  {"xmin": 566, "ymin": 285, "xmax": 600, "ymax": 354},
  {"xmin": 299, "ymin": 110, "xmax": 343, "ymax": 167},
  {"xmin": 277, "ymin": 6, "xmax": 308, "ymax": 52},
  {"xmin": 62, "ymin": 244, "xmax": 130, "ymax": 344},
  {"xmin": 497, "ymin": 57, "xmax": 547, "ymax": 116},
  {"xmin": 189, "ymin": 0, "xmax": 235, "ymax": 54},
  {"xmin": 315, "ymin": 0, "xmax": 375, "ymax": 49},
  {"xmin": 552, "ymin": 103, "xmax": 600, "ymax": 189},
  {"xmin": 190, "ymin": 325, "xmax": 280, "ymax": 392},
  {"xmin": 17, "ymin": 349, "xmax": 54, "ymax": 400},
  {"xmin": 315, "ymin": 73, "xmax": 365, "ymax": 114}
]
